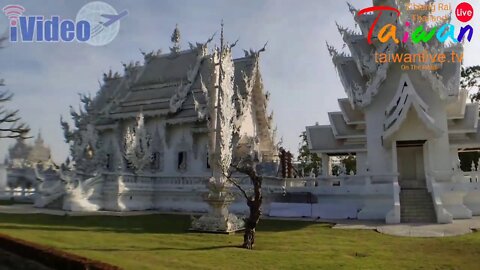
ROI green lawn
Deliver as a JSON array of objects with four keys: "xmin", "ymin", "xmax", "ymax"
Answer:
[{"xmin": 0, "ymin": 213, "xmax": 478, "ymax": 270}]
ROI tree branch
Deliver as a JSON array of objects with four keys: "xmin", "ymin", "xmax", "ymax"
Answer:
[
  {"xmin": 0, "ymin": 89, "xmax": 30, "ymax": 139},
  {"xmin": 226, "ymin": 176, "xmax": 250, "ymax": 201}
]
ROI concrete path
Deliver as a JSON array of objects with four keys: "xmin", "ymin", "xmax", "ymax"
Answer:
[
  {"xmin": 332, "ymin": 217, "xmax": 480, "ymax": 237},
  {"xmin": 2, "ymin": 204, "xmax": 480, "ymax": 237},
  {"xmin": 0, "ymin": 204, "xmax": 184, "ymax": 216}
]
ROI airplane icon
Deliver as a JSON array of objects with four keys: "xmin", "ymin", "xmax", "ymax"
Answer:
[{"xmin": 100, "ymin": 10, "xmax": 128, "ymax": 27}]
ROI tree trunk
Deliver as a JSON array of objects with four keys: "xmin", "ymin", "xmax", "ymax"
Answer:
[
  {"xmin": 242, "ymin": 201, "xmax": 261, "ymax": 249},
  {"xmin": 242, "ymin": 178, "xmax": 262, "ymax": 249}
]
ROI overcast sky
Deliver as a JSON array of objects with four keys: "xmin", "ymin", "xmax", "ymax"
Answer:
[{"xmin": 0, "ymin": 0, "xmax": 479, "ymax": 163}]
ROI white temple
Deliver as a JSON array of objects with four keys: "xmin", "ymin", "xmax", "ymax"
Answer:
[
  {"xmin": 303, "ymin": 0, "xmax": 480, "ymax": 223},
  {"xmin": 35, "ymin": 25, "xmax": 279, "ymax": 232},
  {"xmin": 5, "ymin": 133, "xmax": 57, "ymax": 199},
  {"xmin": 33, "ymin": 2, "xmax": 480, "ymax": 225}
]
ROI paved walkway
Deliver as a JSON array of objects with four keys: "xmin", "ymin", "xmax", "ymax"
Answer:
[
  {"xmin": 0, "ymin": 204, "xmax": 177, "ymax": 216},
  {"xmin": 1, "ymin": 204, "xmax": 480, "ymax": 237},
  {"xmin": 332, "ymin": 218, "xmax": 480, "ymax": 237}
]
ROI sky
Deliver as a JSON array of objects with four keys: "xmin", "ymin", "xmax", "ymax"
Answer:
[{"xmin": 0, "ymin": 0, "xmax": 480, "ymax": 163}]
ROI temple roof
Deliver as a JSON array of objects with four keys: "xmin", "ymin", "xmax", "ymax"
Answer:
[
  {"xmin": 448, "ymin": 103, "xmax": 479, "ymax": 134},
  {"xmin": 338, "ymin": 98, "xmax": 364, "ymax": 124},
  {"xmin": 446, "ymin": 89, "xmax": 468, "ymax": 119},
  {"xmin": 383, "ymin": 74, "xmax": 443, "ymax": 142},
  {"xmin": 7, "ymin": 133, "xmax": 51, "ymax": 163},
  {"xmin": 328, "ymin": 112, "xmax": 365, "ymax": 139},
  {"xmin": 306, "ymin": 73, "xmax": 477, "ymax": 154},
  {"xmin": 90, "ymin": 47, "xmax": 262, "ymax": 126},
  {"xmin": 306, "ymin": 125, "xmax": 366, "ymax": 154},
  {"xmin": 450, "ymin": 121, "xmax": 480, "ymax": 148},
  {"xmin": 329, "ymin": 0, "xmax": 462, "ymax": 108},
  {"xmin": 135, "ymin": 50, "xmax": 199, "ymax": 86}
]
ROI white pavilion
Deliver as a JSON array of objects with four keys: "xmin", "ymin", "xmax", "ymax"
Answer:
[{"xmin": 303, "ymin": 0, "xmax": 480, "ymax": 223}]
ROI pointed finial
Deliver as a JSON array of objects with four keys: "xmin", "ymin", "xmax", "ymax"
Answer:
[
  {"xmin": 336, "ymin": 21, "xmax": 347, "ymax": 36},
  {"xmin": 171, "ymin": 24, "xmax": 181, "ymax": 52},
  {"xmin": 35, "ymin": 129, "xmax": 44, "ymax": 145},
  {"xmin": 346, "ymin": 2, "xmax": 358, "ymax": 15},
  {"xmin": 326, "ymin": 41, "xmax": 338, "ymax": 57},
  {"xmin": 220, "ymin": 19, "xmax": 224, "ymax": 49}
]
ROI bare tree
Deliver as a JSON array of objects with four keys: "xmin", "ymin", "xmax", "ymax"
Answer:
[
  {"xmin": 0, "ymin": 37, "xmax": 30, "ymax": 139},
  {"xmin": 461, "ymin": 65, "xmax": 480, "ymax": 102},
  {"xmin": 0, "ymin": 83, "xmax": 30, "ymax": 139},
  {"xmin": 226, "ymin": 155, "xmax": 263, "ymax": 250}
]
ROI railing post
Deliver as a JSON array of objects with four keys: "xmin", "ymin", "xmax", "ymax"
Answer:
[{"xmin": 365, "ymin": 174, "xmax": 372, "ymax": 186}]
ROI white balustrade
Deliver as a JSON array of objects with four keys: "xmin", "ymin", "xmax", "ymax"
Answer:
[{"xmin": 463, "ymin": 171, "xmax": 480, "ymax": 183}]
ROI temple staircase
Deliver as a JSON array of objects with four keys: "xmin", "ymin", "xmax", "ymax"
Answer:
[{"xmin": 399, "ymin": 187, "xmax": 437, "ymax": 223}]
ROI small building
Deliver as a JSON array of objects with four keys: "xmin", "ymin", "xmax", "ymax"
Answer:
[
  {"xmin": 5, "ymin": 133, "xmax": 57, "ymax": 200},
  {"xmin": 304, "ymin": 0, "xmax": 480, "ymax": 223}
]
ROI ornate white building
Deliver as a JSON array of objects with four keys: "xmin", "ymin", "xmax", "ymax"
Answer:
[
  {"xmin": 34, "ymin": 2, "xmax": 480, "ymax": 225},
  {"xmin": 35, "ymin": 26, "xmax": 279, "ymax": 230},
  {"xmin": 5, "ymin": 133, "xmax": 57, "ymax": 199},
  {"xmin": 301, "ymin": 0, "xmax": 480, "ymax": 223}
]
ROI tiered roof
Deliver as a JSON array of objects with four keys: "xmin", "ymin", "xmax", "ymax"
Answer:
[
  {"xmin": 88, "ymin": 42, "xmax": 271, "ymax": 129},
  {"xmin": 307, "ymin": 0, "xmax": 477, "ymax": 154},
  {"xmin": 73, "ymin": 28, "xmax": 277, "ymax": 156},
  {"xmin": 328, "ymin": 0, "xmax": 462, "ymax": 108}
]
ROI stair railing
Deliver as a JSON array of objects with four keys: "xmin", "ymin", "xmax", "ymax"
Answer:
[
  {"xmin": 427, "ymin": 173, "xmax": 453, "ymax": 223},
  {"xmin": 386, "ymin": 174, "xmax": 400, "ymax": 223}
]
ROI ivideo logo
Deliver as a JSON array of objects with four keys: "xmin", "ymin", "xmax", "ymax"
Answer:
[{"xmin": 2, "ymin": 1, "xmax": 128, "ymax": 46}]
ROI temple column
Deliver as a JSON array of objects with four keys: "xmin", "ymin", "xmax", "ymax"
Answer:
[
  {"xmin": 356, "ymin": 152, "xmax": 367, "ymax": 174},
  {"xmin": 321, "ymin": 154, "xmax": 330, "ymax": 176},
  {"xmin": 449, "ymin": 148, "xmax": 459, "ymax": 171}
]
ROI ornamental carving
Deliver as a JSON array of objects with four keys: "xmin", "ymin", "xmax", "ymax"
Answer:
[{"xmin": 124, "ymin": 113, "xmax": 152, "ymax": 173}]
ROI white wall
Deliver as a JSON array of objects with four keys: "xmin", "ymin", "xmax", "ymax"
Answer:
[
  {"xmin": 0, "ymin": 164, "xmax": 6, "ymax": 190},
  {"xmin": 364, "ymin": 64, "xmax": 402, "ymax": 174},
  {"xmin": 99, "ymin": 118, "xmax": 212, "ymax": 177}
]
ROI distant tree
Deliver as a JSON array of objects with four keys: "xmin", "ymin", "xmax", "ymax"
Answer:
[
  {"xmin": 297, "ymin": 131, "xmax": 321, "ymax": 176},
  {"xmin": 0, "ymin": 88, "xmax": 30, "ymax": 139},
  {"xmin": 0, "ymin": 37, "xmax": 30, "ymax": 139},
  {"xmin": 458, "ymin": 152, "xmax": 480, "ymax": 172},
  {"xmin": 459, "ymin": 66, "xmax": 480, "ymax": 168},
  {"xmin": 342, "ymin": 155, "xmax": 356, "ymax": 174},
  {"xmin": 331, "ymin": 155, "xmax": 357, "ymax": 176},
  {"xmin": 461, "ymin": 65, "xmax": 480, "ymax": 102}
]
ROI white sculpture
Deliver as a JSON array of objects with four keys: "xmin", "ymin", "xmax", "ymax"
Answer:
[
  {"xmin": 34, "ymin": 167, "xmax": 101, "ymax": 211},
  {"xmin": 191, "ymin": 25, "xmax": 245, "ymax": 232},
  {"xmin": 124, "ymin": 112, "xmax": 152, "ymax": 173}
]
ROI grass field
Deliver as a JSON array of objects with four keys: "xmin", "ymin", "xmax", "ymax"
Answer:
[{"xmin": 0, "ymin": 213, "xmax": 478, "ymax": 270}]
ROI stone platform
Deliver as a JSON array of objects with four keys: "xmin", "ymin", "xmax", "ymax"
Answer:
[{"xmin": 332, "ymin": 218, "xmax": 480, "ymax": 237}]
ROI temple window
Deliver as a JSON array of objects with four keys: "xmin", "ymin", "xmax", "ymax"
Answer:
[
  {"xmin": 206, "ymin": 152, "xmax": 211, "ymax": 169},
  {"xmin": 177, "ymin": 151, "xmax": 187, "ymax": 171},
  {"xmin": 151, "ymin": 151, "xmax": 163, "ymax": 171},
  {"xmin": 105, "ymin": 154, "xmax": 112, "ymax": 171},
  {"xmin": 125, "ymin": 158, "xmax": 134, "ymax": 171}
]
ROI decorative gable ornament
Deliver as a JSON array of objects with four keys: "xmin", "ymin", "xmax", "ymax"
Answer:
[{"xmin": 124, "ymin": 112, "xmax": 152, "ymax": 173}]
